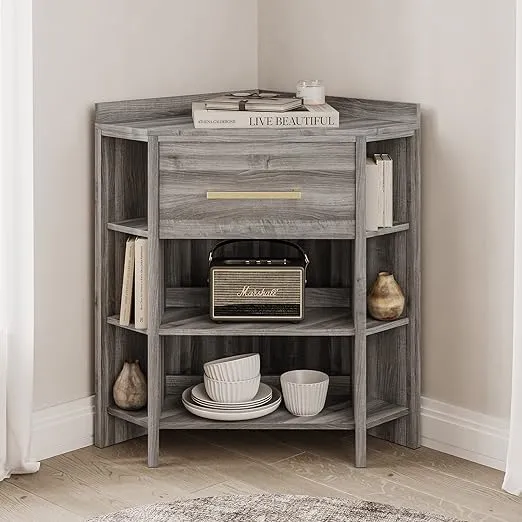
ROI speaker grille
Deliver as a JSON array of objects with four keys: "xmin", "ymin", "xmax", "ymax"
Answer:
[{"xmin": 211, "ymin": 268, "xmax": 303, "ymax": 319}]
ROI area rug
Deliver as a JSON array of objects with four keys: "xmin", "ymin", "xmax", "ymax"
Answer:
[{"xmin": 88, "ymin": 494, "xmax": 463, "ymax": 521}]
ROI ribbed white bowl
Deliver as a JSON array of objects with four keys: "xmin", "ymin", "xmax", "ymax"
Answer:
[
  {"xmin": 203, "ymin": 353, "xmax": 260, "ymax": 382},
  {"xmin": 280, "ymin": 370, "xmax": 329, "ymax": 417},
  {"xmin": 204, "ymin": 374, "xmax": 261, "ymax": 403}
]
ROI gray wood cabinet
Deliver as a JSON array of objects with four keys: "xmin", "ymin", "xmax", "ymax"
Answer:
[{"xmin": 94, "ymin": 92, "xmax": 421, "ymax": 468}]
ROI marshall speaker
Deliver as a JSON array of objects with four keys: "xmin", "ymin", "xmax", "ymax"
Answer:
[{"xmin": 208, "ymin": 239, "xmax": 309, "ymax": 322}]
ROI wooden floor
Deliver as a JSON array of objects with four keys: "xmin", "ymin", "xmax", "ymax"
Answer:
[{"xmin": 1, "ymin": 431, "xmax": 521, "ymax": 521}]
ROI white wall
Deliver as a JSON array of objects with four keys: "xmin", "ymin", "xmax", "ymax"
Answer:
[
  {"xmin": 32, "ymin": 0, "xmax": 258, "ymax": 410},
  {"xmin": 259, "ymin": 0, "xmax": 516, "ymax": 419}
]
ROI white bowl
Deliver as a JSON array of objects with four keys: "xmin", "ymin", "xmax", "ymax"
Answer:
[
  {"xmin": 203, "ymin": 353, "xmax": 260, "ymax": 382},
  {"xmin": 204, "ymin": 373, "xmax": 261, "ymax": 403},
  {"xmin": 280, "ymin": 370, "xmax": 329, "ymax": 416}
]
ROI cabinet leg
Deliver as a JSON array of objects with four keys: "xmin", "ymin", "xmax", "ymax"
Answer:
[
  {"xmin": 355, "ymin": 428, "xmax": 367, "ymax": 468},
  {"xmin": 353, "ymin": 136, "xmax": 367, "ymax": 468},
  {"xmin": 147, "ymin": 335, "xmax": 161, "ymax": 468},
  {"xmin": 353, "ymin": 332, "xmax": 367, "ymax": 468},
  {"xmin": 147, "ymin": 437, "xmax": 160, "ymax": 469},
  {"xmin": 147, "ymin": 135, "xmax": 161, "ymax": 468},
  {"xmin": 147, "ymin": 430, "xmax": 159, "ymax": 468}
]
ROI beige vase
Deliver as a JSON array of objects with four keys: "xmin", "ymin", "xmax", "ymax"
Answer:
[
  {"xmin": 368, "ymin": 272, "xmax": 405, "ymax": 321},
  {"xmin": 113, "ymin": 361, "xmax": 147, "ymax": 410}
]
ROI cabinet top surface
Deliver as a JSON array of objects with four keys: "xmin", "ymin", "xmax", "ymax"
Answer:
[{"xmin": 95, "ymin": 92, "xmax": 420, "ymax": 142}]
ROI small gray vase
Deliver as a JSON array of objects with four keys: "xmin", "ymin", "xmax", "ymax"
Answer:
[{"xmin": 113, "ymin": 360, "xmax": 147, "ymax": 410}]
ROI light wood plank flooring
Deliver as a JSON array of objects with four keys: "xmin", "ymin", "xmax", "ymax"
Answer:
[{"xmin": 2, "ymin": 431, "xmax": 521, "ymax": 521}]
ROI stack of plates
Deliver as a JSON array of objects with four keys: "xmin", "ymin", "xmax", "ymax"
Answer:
[{"xmin": 182, "ymin": 382, "xmax": 281, "ymax": 421}]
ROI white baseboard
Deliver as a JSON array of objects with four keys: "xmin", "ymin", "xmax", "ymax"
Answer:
[
  {"xmin": 30, "ymin": 394, "xmax": 510, "ymax": 471},
  {"xmin": 421, "ymin": 397, "xmax": 509, "ymax": 471},
  {"xmin": 31, "ymin": 395, "xmax": 95, "ymax": 461}
]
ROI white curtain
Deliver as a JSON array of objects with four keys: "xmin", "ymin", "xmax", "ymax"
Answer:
[
  {"xmin": 504, "ymin": 0, "xmax": 522, "ymax": 496},
  {"xmin": 0, "ymin": 0, "xmax": 39, "ymax": 480}
]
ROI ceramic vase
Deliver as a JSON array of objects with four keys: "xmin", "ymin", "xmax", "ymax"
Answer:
[
  {"xmin": 368, "ymin": 272, "xmax": 405, "ymax": 321},
  {"xmin": 113, "ymin": 360, "xmax": 147, "ymax": 410}
]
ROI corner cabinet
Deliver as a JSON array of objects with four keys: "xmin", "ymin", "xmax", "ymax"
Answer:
[{"xmin": 94, "ymin": 92, "xmax": 421, "ymax": 468}]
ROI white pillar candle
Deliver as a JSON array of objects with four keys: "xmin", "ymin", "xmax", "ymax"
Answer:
[{"xmin": 296, "ymin": 80, "xmax": 325, "ymax": 105}]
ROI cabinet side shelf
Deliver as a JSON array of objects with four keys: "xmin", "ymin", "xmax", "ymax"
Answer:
[
  {"xmin": 106, "ymin": 220, "xmax": 410, "ymax": 241},
  {"xmin": 107, "ymin": 310, "xmax": 409, "ymax": 337},
  {"xmin": 107, "ymin": 396, "xmax": 409, "ymax": 431},
  {"xmin": 366, "ymin": 222, "xmax": 410, "ymax": 238},
  {"xmin": 108, "ymin": 217, "xmax": 148, "ymax": 237}
]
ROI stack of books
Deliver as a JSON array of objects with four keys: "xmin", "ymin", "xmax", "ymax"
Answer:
[
  {"xmin": 192, "ymin": 91, "xmax": 339, "ymax": 129},
  {"xmin": 365, "ymin": 154, "xmax": 394, "ymax": 231},
  {"xmin": 119, "ymin": 237, "xmax": 148, "ymax": 330}
]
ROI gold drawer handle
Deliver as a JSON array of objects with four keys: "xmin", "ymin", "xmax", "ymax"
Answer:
[{"xmin": 207, "ymin": 191, "xmax": 301, "ymax": 200}]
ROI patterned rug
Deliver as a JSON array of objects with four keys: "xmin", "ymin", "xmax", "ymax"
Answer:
[{"xmin": 88, "ymin": 494, "xmax": 463, "ymax": 521}]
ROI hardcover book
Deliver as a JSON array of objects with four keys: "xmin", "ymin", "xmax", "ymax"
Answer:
[
  {"xmin": 119, "ymin": 237, "xmax": 135, "ymax": 326},
  {"xmin": 365, "ymin": 158, "xmax": 381, "ymax": 232},
  {"xmin": 373, "ymin": 154, "xmax": 385, "ymax": 228},
  {"xmin": 192, "ymin": 102, "xmax": 339, "ymax": 129},
  {"xmin": 204, "ymin": 92, "xmax": 303, "ymax": 112},
  {"xmin": 382, "ymin": 153, "xmax": 394, "ymax": 227},
  {"xmin": 134, "ymin": 238, "xmax": 148, "ymax": 330}
]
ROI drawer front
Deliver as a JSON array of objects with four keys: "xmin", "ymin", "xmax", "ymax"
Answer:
[{"xmin": 159, "ymin": 142, "xmax": 356, "ymax": 239}]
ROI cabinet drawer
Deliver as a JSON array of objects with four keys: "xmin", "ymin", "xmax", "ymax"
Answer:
[{"xmin": 159, "ymin": 142, "xmax": 356, "ymax": 239}]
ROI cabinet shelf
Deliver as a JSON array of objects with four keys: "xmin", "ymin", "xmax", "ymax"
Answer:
[
  {"xmin": 107, "ymin": 217, "xmax": 148, "ymax": 237},
  {"xmin": 107, "ymin": 395, "xmax": 409, "ymax": 431},
  {"xmin": 107, "ymin": 308, "xmax": 408, "ymax": 337},
  {"xmin": 365, "ymin": 222, "xmax": 410, "ymax": 238}
]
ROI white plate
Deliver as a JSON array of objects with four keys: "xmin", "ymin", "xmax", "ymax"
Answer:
[
  {"xmin": 192, "ymin": 382, "xmax": 271, "ymax": 408},
  {"xmin": 192, "ymin": 384, "xmax": 271, "ymax": 409},
  {"xmin": 191, "ymin": 397, "xmax": 271, "ymax": 410},
  {"xmin": 182, "ymin": 386, "xmax": 281, "ymax": 421},
  {"xmin": 191, "ymin": 382, "xmax": 272, "ymax": 409}
]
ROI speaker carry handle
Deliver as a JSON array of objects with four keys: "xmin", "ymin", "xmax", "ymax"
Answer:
[{"xmin": 208, "ymin": 239, "xmax": 309, "ymax": 267}]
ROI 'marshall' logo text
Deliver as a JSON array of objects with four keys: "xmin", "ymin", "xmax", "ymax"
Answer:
[{"xmin": 237, "ymin": 286, "xmax": 280, "ymax": 298}]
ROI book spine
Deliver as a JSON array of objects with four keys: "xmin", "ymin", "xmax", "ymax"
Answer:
[
  {"xmin": 193, "ymin": 109, "xmax": 339, "ymax": 129},
  {"xmin": 383, "ymin": 154, "xmax": 394, "ymax": 227},
  {"xmin": 374, "ymin": 154, "xmax": 385, "ymax": 227},
  {"xmin": 134, "ymin": 238, "xmax": 148, "ymax": 330},
  {"xmin": 365, "ymin": 159, "xmax": 380, "ymax": 232},
  {"xmin": 119, "ymin": 238, "xmax": 135, "ymax": 326}
]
